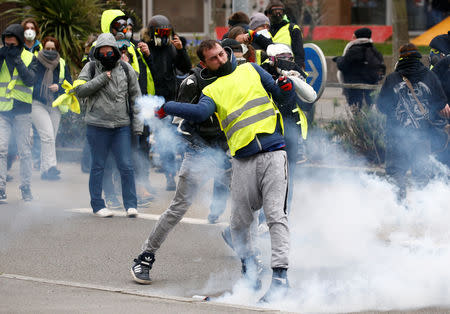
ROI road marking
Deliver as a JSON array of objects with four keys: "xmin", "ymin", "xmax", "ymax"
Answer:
[
  {"xmin": 0, "ymin": 273, "xmax": 275, "ymax": 312},
  {"xmin": 66, "ymin": 208, "xmax": 228, "ymax": 226}
]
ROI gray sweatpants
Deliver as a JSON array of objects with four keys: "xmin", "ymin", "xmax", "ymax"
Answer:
[
  {"xmin": 31, "ymin": 100, "xmax": 61, "ymax": 174},
  {"xmin": 230, "ymin": 150, "xmax": 289, "ymax": 269},
  {"xmin": 144, "ymin": 150, "xmax": 230, "ymax": 253},
  {"xmin": 0, "ymin": 113, "xmax": 32, "ymax": 190}
]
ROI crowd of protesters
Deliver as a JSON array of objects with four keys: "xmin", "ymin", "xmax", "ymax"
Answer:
[{"xmin": 0, "ymin": 0, "xmax": 449, "ymax": 305}]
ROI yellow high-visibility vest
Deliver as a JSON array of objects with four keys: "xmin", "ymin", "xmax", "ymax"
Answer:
[
  {"xmin": 202, "ymin": 62, "xmax": 283, "ymax": 156},
  {"xmin": 0, "ymin": 49, "xmax": 34, "ymax": 111},
  {"xmin": 272, "ymin": 23, "xmax": 300, "ymax": 48}
]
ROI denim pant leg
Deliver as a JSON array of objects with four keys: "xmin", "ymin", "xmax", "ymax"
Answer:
[
  {"xmin": 14, "ymin": 114, "xmax": 32, "ymax": 187},
  {"xmin": 0, "ymin": 114, "xmax": 13, "ymax": 190},
  {"xmin": 86, "ymin": 125, "xmax": 112, "ymax": 212},
  {"xmin": 110, "ymin": 126, "xmax": 137, "ymax": 210},
  {"xmin": 103, "ymin": 152, "xmax": 118, "ymax": 200}
]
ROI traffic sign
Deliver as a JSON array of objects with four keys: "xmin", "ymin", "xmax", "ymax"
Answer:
[{"xmin": 304, "ymin": 43, "xmax": 327, "ymax": 101}]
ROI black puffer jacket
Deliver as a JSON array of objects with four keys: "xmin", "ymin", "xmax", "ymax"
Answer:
[{"xmin": 336, "ymin": 39, "xmax": 384, "ymax": 84}]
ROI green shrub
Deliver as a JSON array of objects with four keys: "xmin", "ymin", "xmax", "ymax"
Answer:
[{"xmin": 325, "ymin": 102, "xmax": 386, "ymax": 165}]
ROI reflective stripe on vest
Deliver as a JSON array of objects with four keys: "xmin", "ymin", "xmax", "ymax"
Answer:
[
  {"xmin": 136, "ymin": 48, "xmax": 155, "ymax": 95},
  {"xmin": 272, "ymin": 23, "xmax": 300, "ymax": 48},
  {"xmin": 255, "ymin": 50, "xmax": 262, "ymax": 65},
  {"xmin": 0, "ymin": 49, "xmax": 34, "ymax": 111},
  {"xmin": 202, "ymin": 63, "xmax": 282, "ymax": 156},
  {"xmin": 59, "ymin": 58, "xmax": 66, "ymax": 84}
]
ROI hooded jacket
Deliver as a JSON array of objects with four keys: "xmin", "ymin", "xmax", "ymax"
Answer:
[
  {"xmin": 75, "ymin": 33, "xmax": 143, "ymax": 133},
  {"xmin": 377, "ymin": 56, "xmax": 446, "ymax": 136},
  {"xmin": 0, "ymin": 23, "xmax": 37, "ymax": 115}
]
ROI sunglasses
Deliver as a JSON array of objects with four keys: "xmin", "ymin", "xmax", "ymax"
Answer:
[{"xmin": 99, "ymin": 51, "xmax": 114, "ymax": 57}]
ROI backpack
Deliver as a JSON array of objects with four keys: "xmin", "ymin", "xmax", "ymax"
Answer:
[{"xmin": 361, "ymin": 46, "xmax": 386, "ymax": 84}]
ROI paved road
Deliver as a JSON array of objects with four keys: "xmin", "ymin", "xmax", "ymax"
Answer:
[{"xmin": 1, "ymin": 162, "xmax": 449, "ymax": 313}]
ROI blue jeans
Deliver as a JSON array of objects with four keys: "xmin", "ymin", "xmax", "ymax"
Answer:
[{"xmin": 86, "ymin": 125, "xmax": 137, "ymax": 212}]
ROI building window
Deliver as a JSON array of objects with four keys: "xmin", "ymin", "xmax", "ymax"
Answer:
[{"xmin": 153, "ymin": 0, "xmax": 204, "ymax": 33}]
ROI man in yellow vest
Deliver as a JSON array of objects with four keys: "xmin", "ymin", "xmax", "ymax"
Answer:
[
  {"xmin": 264, "ymin": 0, "xmax": 305, "ymax": 69},
  {"xmin": 0, "ymin": 24, "xmax": 37, "ymax": 201},
  {"xmin": 131, "ymin": 40, "xmax": 295, "ymax": 303}
]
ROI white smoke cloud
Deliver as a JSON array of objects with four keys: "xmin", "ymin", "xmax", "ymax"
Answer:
[{"xmin": 208, "ymin": 134, "xmax": 450, "ymax": 313}]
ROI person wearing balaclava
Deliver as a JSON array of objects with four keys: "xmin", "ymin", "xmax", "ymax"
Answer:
[
  {"xmin": 74, "ymin": 33, "xmax": 143, "ymax": 218},
  {"xmin": 0, "ymin": 23, "xmax": 37, "ymax": 202},
  {"xmin": 137, "ymin": 15, "xmax": 192, "ymax": 191},
  {"xmin": 21, "ymin": 18, "xmax": 43, "ymax": 56},
  {"xmin": 376, "ymin": 43, "xmax": 447, "ymax": 203},
  {"xmin": 430, "ymin": 32, "xmax": 450, "ymax": 168},
  {"xmin": 334, "ymin": 27, "xmax": 385, "ymax": 111},
  {"xmin": 264, "ymin": 0, "xmax": 305, "ymax": 69},
  {"xmin": 31, "ymin": 37, "xmax": 72, "ymax": 181},
  {"xmin": 428, "ymin": 31, "xmax": 450, "ymax": 69}
]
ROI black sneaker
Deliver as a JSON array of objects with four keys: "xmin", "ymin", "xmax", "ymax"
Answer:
[
  {"xmin": 48, "ymin": 166, "xmax": 61, "ymax": 176},
  {"xmin": 19, "ymin": 185, "xmax": 33, "ymax": 202},
  {"xmin": 207, "ymin": 213, "xmax": 219, "ymax": 224},
  {"xmin": 131, "ymin": 251, "xmax": 155, "ymax": 284},
  {"xmin": 41, "ymin": 169, "xmax": 61, "ymax": 181},
  {"xmin": 0, "ymin": 189, "xmax": 7, "ymax": 201},
  {"xmin": 259, "ymin": 268, "xmax": 289, "ymax": 303},
  {"xmin": 241, "ymin": 255, "xmax": 263, "ymax": 291}
]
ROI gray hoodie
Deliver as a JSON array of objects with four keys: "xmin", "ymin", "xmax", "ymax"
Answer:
[{"xmin": 75, "ymin": 33, "xmax": 143, "ymax": 133}]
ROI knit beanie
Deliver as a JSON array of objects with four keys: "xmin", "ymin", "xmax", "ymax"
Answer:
[
  {"xmin": 354, "ymin": 27, "xmax": 372, "ymax": 39},
  {"xmin": 249, "ymin": 13, "xmax": 270, "ymax": 30}
]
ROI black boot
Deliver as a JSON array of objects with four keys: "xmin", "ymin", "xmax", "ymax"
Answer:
[{"xmin": 259, "ymin": 268, "xmax": 289, "ymax": 303}]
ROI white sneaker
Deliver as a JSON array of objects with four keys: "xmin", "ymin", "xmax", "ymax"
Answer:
[
  {"xmin": 94, "ymin": 208, "xmax": 113, "ymax": 218},
  {"xmin": 127, "ymin": 207, "xmax": 138, "ymax": 218}
]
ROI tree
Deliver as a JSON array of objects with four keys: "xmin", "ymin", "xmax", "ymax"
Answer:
[
  {"xmin": 0, "ymin": 0, "xmax": 104, "ymax": 73},
  {"xmin": 391, "ymin": 0, "xmax": 409, "ymax": 66}
]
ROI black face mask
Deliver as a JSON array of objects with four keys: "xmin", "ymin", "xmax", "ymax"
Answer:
[
  {"xmin": 98, "ymin": 54, "xmax": 119, "ymax": 70},
  {"xmin": 6, "ymin": 45, "xmax": 21, "ymax": 57},
  {"xmin": 270, "ymin": 13, "xmax": 283, "ymax": 24},
  {"xmin": 212, "ymin": 59, "xmax": 233, "ymax": 77}
]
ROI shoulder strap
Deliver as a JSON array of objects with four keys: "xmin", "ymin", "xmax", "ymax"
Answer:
[
  {"xmin": 88, "ymin": 61, "xmax": 96, "ymax": 80},
  {"xmin": 402, "ymin": 76, "xmax": 427, "ymax": 115}
]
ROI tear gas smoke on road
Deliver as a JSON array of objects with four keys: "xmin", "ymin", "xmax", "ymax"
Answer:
[{"xmin": 208, "ymin": 132, "xmax": 450, "ymax": 313}]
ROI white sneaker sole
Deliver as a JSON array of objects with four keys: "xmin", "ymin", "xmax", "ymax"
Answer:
[{"xmin": 130, "ymin": 268, "xmax": 152, "ymax": 284}]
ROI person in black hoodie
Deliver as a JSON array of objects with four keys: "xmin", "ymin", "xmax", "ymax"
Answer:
[
  {"xmin": 0, "ymin": 24, "xmax": 37, "ymax": 201},
  {"xmin": 137, "ymin": 15, "xmax": 192, "ymax": 191},
  {"xmin": 376, "ymin": 43, "xmax": 447, "ymax": 201}
]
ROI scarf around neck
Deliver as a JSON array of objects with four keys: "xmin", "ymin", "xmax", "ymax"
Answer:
[{"xmin": 37, "ymin": 50, "xmax": 60, "ymax": 104}]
